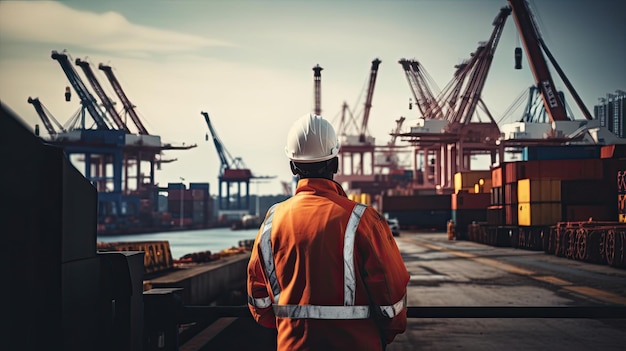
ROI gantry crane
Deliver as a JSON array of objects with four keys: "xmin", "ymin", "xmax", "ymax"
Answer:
[
  {"xmin": 75, "ymin": 58, "xmax": 131, "ymax": 133},
  {"xmin": 99, "ymin": 63, "xmax": 150, "ymax": 135},
  {"xmin": 51, "ymin": 50, "xmax": 113, "ymax": 130},
  {"xmin": 27, "ymin": 97, "xmax": 67, "ymax": 138},
  {"xmin": 396, "ymin": 6, "xmax": 511, "ymax": 189},
  {"xmin": 201, "ymin": 111, "xmax": 274, "ymax": 215}
]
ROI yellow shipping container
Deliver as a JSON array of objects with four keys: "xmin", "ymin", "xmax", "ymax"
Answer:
[
  {"xmin": 360, "ymin": 193, "xmax": 371, "ymax": 205},
  {"xmin": 518, "ymin": 202, "xmax": 562, "ymax": 226},
  {"xmin": 517, "ymin": 178, "xmax": 561, "ymax": 203},
  {"xmin": 454, "ymin": 170, "xmax": 491, "ymax": 193}
]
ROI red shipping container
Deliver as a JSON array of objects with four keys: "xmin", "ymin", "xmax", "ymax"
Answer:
[
  {"xmin": 504, "ymin": 182, "xmax": 518, "ymax": 205},
  {"xmin": 452, "ymin": 192, "xmax": 491, "ymax": 210},
  {"xmin": 505, "ymin": 204, "xmax": 518, "ymax": 225}
]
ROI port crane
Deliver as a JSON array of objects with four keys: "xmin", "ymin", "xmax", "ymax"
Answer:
[
  {"xmin": 335, "ymin": 59, "xmax": 382, "ymax": 189},
  {"xmin": 201, "ymin": 111, "xmax": 274, "ymax": 216},
  {"xmin": 497, "ymin": 0, "xmax": 625, "ymax": 148},
  {"xmin": 99, "ymin": 63, "xmax": 151, "ymax": 135},
  {"xmin": 51, "ymin": 50, "xmax": 113, "ymax": 131},
  {"xmin": 396, "ymin": 6, "xmax": 511, "ymax": 190},
  {"xmin": 27, "ymin": 97, "xmax": 66, "ymax": 138},
  {"xmin": 75, "ymin": 58, "xmax": 131, "ymax": 133}
]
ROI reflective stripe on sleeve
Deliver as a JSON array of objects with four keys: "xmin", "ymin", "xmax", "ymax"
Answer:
[
  {"xmin": 273, "ymin": 304, "xmax": 371, "ymax": 319},
  {"xmin": 378, "ymin": 293, "xmax": 408, "ymax": 318},
  {"xmin": 248, "ymin": 295, "xmax": 272, "ymax": 309},
  {"xmin": 259, "ymin": 204, "xmax": 280, "ymax": 300},
  {"xmin": 344, "ymin": 203, "xmax": 366, "ymax": 306}
]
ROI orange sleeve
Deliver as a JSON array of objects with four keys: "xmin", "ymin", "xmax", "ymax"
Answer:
[
  {"xmin": 247, "ymin": 238, "xmax": 277, "ymax": 329},
  {"xmin": 358, "ymin": 208, "xmax": 410, "ymax": 344}
]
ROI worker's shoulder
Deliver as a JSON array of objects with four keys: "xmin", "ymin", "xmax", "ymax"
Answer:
[{"xmin": 357, "ymin": 203, "xmax": 386, "ymax": 222}]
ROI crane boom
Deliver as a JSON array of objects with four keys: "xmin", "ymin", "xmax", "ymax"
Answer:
[
  {"xmin": 399, "ymin": 59, "xmax": 443, "ymax": 119},
  {"xmin": 75, "ymin": 58, "xmax": 131, "ymax": 133},
  {"xmin": 201, "ymin": 111, "xmax": 234, "ymax": 176},
  {"xmin": 508, "ymin": 0, "xmax": 569, "ymax": 122},
  {"xmin": 27, "ymin": 97, "xmax": 66, "ymax": 136},
  {"xmin": 360, "ymin": 58, "xmax": 381, "ymax": 142},
  {"xmin": 447, "ymin": 6, "xmax": 510, "ymax": 126},
  {"xmin": 51, "ymin": 50, "xmax": 112, "ymax": 130},
  {"xmin": 98, "ymin": 63, "xmax": 150, "ymax": 135}
]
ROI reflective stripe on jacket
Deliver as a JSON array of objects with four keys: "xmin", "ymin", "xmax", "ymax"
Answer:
[{"xmin": 247, "ymin": 178, "xmax": 409, "ymax": 351}]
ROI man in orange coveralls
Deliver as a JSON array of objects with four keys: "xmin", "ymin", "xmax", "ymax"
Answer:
[{"xmin": 247, "ymin": 114, "xmax": 409, "ymax": 351}]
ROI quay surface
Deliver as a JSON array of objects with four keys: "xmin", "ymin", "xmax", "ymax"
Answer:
[{"xmin": 179, "ymin": 231, "xmax": 626, "ymax": 351}]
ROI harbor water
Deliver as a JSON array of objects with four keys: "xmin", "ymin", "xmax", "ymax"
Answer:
[{"xmin": 97, "ymin": 227, "xmax": 259, "ymax": 260}]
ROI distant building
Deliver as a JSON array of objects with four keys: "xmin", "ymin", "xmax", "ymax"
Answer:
[{"xmin": 595, "ymin": 90, "xmax": 626, "ymax": 138}]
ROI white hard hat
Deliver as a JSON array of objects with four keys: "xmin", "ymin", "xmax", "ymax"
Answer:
[{"xmin": 285, "ymin": 114, "xmax": 340, "ymax": 163}]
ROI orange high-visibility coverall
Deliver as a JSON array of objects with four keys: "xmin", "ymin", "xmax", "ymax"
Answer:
[{"xmin": 247, "ymin": 178, "xmax": 409, "ymax": 351}]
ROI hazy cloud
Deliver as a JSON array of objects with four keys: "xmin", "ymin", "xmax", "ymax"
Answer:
[{"xmin": 0, "ymin": 1, "xmax": 234, "ymax": 53}]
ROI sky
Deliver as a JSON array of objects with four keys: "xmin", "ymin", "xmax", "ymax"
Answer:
[{"xmin": 1, "ymin": 0, "xmax": 625, "ymax": 196}]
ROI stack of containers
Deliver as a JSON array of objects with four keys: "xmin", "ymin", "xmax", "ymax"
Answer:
[
  {"xmin": 505, "ymin": 145, "xmax": 608, "ymax": 226},
  {"xmin": 167, "ymin": 182, "xmax": 193, "ymax": 227},
  {"xmin": 189, "ymin": 182, "xmax": 211, "ymax": 227},
  {"xmin": 451, "ymin": 171, "xmax": 492, "ymax": 237}
]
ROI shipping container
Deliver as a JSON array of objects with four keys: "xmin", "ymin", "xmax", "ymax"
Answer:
[
  {"xmin": 505, "ymin": 159, "xmax": 604, "ymax": 183},
  {"xmin": 517, "ymin": 179, "xmax": 561, "ymax": 203},
  {"xmin": 505, "ymin": 204, "xmax": 518, "ymax": 225},
  {"xmin": 504, "ymin": 182, "xmax": 518, "ymax": 205},
  {"xmin": 518, "ymin": 202, "xmax": 561, "ymax": 226},
  {"xmin": 380, "ymin": 194, "xmax": 451, "ymax": 212},
  {"xmin": 382, "ymin": 209, "xmax": 450, "ymax": 230},
  {"xmin": 490, "ymin": 186, "xmax": 503, "ymax": 206},
  {"xmin": 522, "ymin": 145, "xmax": 601, "ymax": 161},
  {"xmin": 451, "ymin": 192, "xmax": 491, "ymax": 210},
  {"xmin": 486, "ymin": 206, "xmax": 504, "ymax": 226},
  {"xmin": 491, "ymin": 166, "xmax": 503, "ymax": 187}
]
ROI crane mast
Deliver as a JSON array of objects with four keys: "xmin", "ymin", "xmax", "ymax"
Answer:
[
  {"xmin": 313, "ymin": 64, "xmax": 323, "ymax": 116},
  {"xmin": 98, "ymin": 63, "xmax": 150, "ymax": 135},
  {"xmin": 51, "ymin": 50, "xmax": 112, "ymax": 130},
  {"xmin": 507, "ymin": 0, "xmax": 569, "ymax": 122},
  {"xmin": 75, "ymin": 58, "xmax": 131, "ymax": 133}
]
